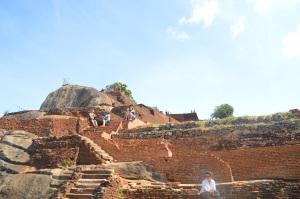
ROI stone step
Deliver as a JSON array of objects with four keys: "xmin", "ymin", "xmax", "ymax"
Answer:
[
  {"xmin": 61, "ymin": 170, "xmax": 75, "ymax": 175},
  {"xmin": 65, "ymin": 193, "xmax": 93, "ymax": 199},
  {"xmin": 50, "ymin": 180, "xmax": 64, "ymax": 188},
  {"xmin": 82, "ymin": 174, "xmax": 111, "ymax": 179},
  {"xmin": 70, "ymin": 188, "xmax": 95, "ymax": 195},
  {"xmin": 52, "ymin": 174, "xmax": 72, "ymax": 180},
  {"xmin": 78, "ymin": 179, "xmax": 108, "ymax": 184},
  {"xmin": 75, "ymin": 183, "xmax": 101, "ymax": 188},
  {"xmin": 81, "ymin": 169, "xmax": 113, "ymax": 174}
]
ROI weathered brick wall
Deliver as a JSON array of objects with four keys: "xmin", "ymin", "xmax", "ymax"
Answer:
[
  {"xmin": 30, "ymin": 147, "xmax": 79, "ymax": 169},
  {"xmin": 0, "ymin": 118, "xmax": 52, "ymax": 136},
  {"xmin": 116, "ymin": 121, "xmax": 300, "ymax": 149},
  {"xmin": 28, "ymin": 135, "xmax": 102, "ymax": 168},
  {"xmin": 103, "ymin": 177, "xmax": 123, "ymax": 199},
  {"xmin": 80, "ymin": 122, "xmax": 300, "ymax": 183},
  {"xmin": 80, "ymin": 132, "xmax": 233, "ymax": 183},
  {"xmin": 50, "ymin": 117, "xmax": 89, "ymax": 136},
  {"xmin": 123, "ymin": 180, "xmax": 300, "ymax": 199},
  {"xmin": 213, "ymin": 145, "xmax": 300, "ymax": 181},
  {"xmin": 0, "ymin": 117, "xmax": 89, "ymax": 137}
]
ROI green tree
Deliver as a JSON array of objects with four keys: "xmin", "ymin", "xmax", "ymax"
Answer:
[
  {"xmin": 105, "ymin": 82, "xmax": 134, "ymax": 100},
  {"xmin": 211, "ymin": 104, "xmax": 234, "ymax": 119}
]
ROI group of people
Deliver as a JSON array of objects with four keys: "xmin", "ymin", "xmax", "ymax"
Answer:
[
  {"xmin": 126, "ymin": 105, "xmax": 136, "ymax": 121},
  {"xmin": 89, "ymin": 110, "xmax": 111, "ymax": 127},
  {"xmin": 88, "ymin": 105, "xmax": 137, "ymax": 127}
]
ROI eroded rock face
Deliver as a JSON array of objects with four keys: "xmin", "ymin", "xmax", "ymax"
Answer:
[
  {"xmin": 0, "ymin": 130, "xmax": 36, "ymax": 174},
  {"xmin": 0, "ymin": 174, "xmax": 55, "ymax": 199},
  {"xmin": 0, "ymin": 130, "xmax": 78, "ymax": 199},
  {"xmin": 40, "ymin": 84, "xmax": 113, "ymax": 110},
  {"xmin": 2, "ymin": 110, "xmax": 46, "ymax": 120},
  {"xmin": 107, "ymin": 161, "xmax": 167, "ymax": 182}
]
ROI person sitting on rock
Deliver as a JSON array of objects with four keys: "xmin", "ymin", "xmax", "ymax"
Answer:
[
  {"xmin": 199, "ymin": 171, "xmax": 220, "ymax": 199},
  {"xmin": 104, "ymin": 111, "xmax": 111, "ymax": 126},
  {"xmin": 97, "ymin": 113, "xmax": 105, "ymax": 127},
  {"xmin": 89, "ymin": 110, "xmax": 98, "ymax": 127},
  {"xmin": 127, "ymin": 105, "xmax": 136, "ymax": 121}
]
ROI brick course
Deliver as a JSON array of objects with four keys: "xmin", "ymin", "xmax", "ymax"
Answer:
[{"xmin": 80, "ymin": 123, "xmax": 300, "ymax": 183}]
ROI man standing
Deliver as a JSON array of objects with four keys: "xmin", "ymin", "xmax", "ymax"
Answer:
[{"xmin": 199, "ymin": 171, "xmax": 220, "ymax": 199}]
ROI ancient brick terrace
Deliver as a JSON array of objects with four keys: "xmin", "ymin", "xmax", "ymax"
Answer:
[{"xmin": 1, "ymin": 106, "xmax": 300, "ymax": 199}]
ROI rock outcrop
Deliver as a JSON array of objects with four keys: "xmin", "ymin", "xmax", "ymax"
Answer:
[
  {"xmin": 40, "ymin": 84, "xmax": 113, "ymax": 110},
  {"xmin": 0, "ymin": 174, "xmax": 56, "ymax": 199},
  {"xmin": 0, "ymin": 130, "xmax": 36, "ymax": 174},
  {"xmin": 3, "ymin": 110, "xmax": 46, "ymax": 120}
]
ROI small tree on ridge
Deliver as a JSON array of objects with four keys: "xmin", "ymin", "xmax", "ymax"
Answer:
[
  {"xmin": 211, "ymin": 104, "xmax": 234, "ymax": 119},
  {"xmin": 105, "ymin": 82, "xmax": 134, "ymax": 101}
]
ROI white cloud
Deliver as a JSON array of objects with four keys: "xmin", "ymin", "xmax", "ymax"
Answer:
[
  {"xmin": 230, "ymin": 17, "xmax": 245, "ymax": 39},
  {"xmin": 283, "ymin": 24, "xmax": 300, "ymax": 59},
  {"xmin": 166, "ymin": 27, "xmax": 190, "ymax": 41},
  {"xmin": 179, "ymin": 0, "xmax": 220, "ymax": 27},
  {"xmin": 255, "ymin": 0, "xmax": 273, "ymax": 14}
]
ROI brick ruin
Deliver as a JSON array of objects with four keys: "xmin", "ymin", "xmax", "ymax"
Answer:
[{"xmin": 0, "ymin": 107, "xmax": 300, "ymax": 199}]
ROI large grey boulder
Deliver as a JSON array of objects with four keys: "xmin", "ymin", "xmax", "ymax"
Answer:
[
  {"xmin": 0, "ymin": 130, "xmax": 37, "ymax": 174},
  {"xmin": 40, "ymin": 84, "xmax": 113, "ymax": 110},
  {"xmin": 0, "ymin": 174, "xmax": 56, "ymax": 199}
]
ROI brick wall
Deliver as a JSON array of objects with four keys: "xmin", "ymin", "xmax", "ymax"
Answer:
[
  {"xmin": 123, "ymin": 180, "xmax": 300, "ymax": 199},
  {"xmin": 0, "ymin": 117, "xmax": 89, "ymax": 137},
  {"xmin": 0, "ymin": 118, "xmax": 52, "ymax": 137},
  {"xmin": 30, "ymin": 147, "xmax": 79, "ymax": 169},
  {"xmin": 213, "ymin": 145, "xmax": 300, "ymax": 181},
  {"xmin": 103, "ymin": 177, "xmax": 123, "ymax": 199},
  {"xmin": 80, "ymin": 127, "xmax": 300, "ymax": 183},
  {"xmin": 28, "ymin": 135, "xmax": 102, "ymax": 168},
  {"xmin": 50, "ymin": 117, "xmax": 89, "ymax": 136}
]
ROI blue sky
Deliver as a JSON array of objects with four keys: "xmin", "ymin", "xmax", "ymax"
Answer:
[{"xmin": 0, "ymin": 0, "xmax": 300, "ymax": 118}]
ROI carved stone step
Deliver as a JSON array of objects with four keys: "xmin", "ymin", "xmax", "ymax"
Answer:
[
  {"xmin": 78, "ymin": 179, "xmax": 108, "ymax": 184},
  {"xmin": 75, "ymin": 183, "xmax": 101, "ymax": 188},
  {"xmin": 52, "ymin": 174, "xmax": 72, "ymax": 180},
  {"xmin": 81, "ymin": 169, "xmax": 113, "ymax": 174},
  {"xmin": 65, "ymin": 193, "xmax": 93, "ymax": 199},
  {"xmin": 70, "ymin": 188, "xmax": 95, "ymax": 195},
  {"xmin": 82, "ymin": 174, "xmax": 111, "ymax": 179}
]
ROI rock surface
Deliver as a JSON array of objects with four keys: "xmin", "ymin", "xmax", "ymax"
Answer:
[
  {"xmin": 107, "ymin": 161, "xmax": 167, "ymax": 182},
  {"xmin": 0, "ymin": 130, "xmax": 36, "ymax": 174},
  {"xmin": 2, "ymin": 110, "xmax": 46, "ymax": 120},
  {"xmin": 40, "ymin": 84, "xmax": 113, "ymax": 110},
  {"xmin": 0, "ymin": 174, "xmax": 56, "ymax": 199},
  {"xmin": 0, "ymin": 130, "xmax": 76, "ymax": 199}
]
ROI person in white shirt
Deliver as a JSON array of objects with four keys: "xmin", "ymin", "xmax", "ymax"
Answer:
[
  {"xmin": 126, "ymin": 105, "xmax": 136, "ymax": 121},
  {"xmin": 104, "ymin": 112, "xmax": 111, "ymax": 126},
  {"xmin": 199, "ymin": 171, "xmax": 220, "ymax": 199},
  {"xmin": 89, "ymin": 110, "xmax": 98, "ymax": 127}
]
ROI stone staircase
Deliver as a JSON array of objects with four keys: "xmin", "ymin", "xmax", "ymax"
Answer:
[
  {"xmin": 50, "ymin": 168, "xmax": 76, "ymax": 190},
  {"xmin": 63, "ymin": 168, "xmax": 114, "ymax": 199}
]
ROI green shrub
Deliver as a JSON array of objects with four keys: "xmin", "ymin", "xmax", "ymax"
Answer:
[
  {"xmin": 63, "ymin": 159, "xmax": 71, "ymax": 167},
  {"xmin": 211, "ymin": 104, "xmax": 234, "ymax": 119},
  {"xmin": 118, "ymin": 188, "xmax": 126, "ymax": 199},
  {"xmin": 105, "ymin": 82, "xmax": 134, "ymax": 101}
]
